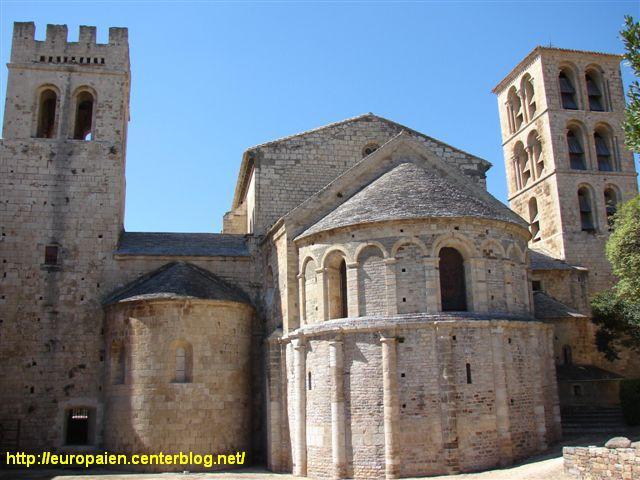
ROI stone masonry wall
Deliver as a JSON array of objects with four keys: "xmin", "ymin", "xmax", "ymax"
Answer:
[
  {"xmin": 281, "ymin": 317, "xmax": 559, "ymax": 479},
  {"xmin": 104, "ymin": 299, "xmax": 253, "ymax": 471},
  {"xmin": 250, "ymin": 115, "xmax": 489, "ymax": 234},
  {"xmin": 564, "ymin": 444, "xmax": 640, "ymax": 480}
]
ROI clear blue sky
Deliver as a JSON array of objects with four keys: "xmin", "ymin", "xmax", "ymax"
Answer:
[{"xmin": 1, "ymin": 1, "xmax": 638, "ymax": 233}]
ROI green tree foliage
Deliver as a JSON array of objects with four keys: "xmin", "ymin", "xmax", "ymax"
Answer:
[
  {"xmin": 621, "ymin": 15, "xmax": 640, "ymax": 153},
  {"xmin": 592, "ymin": 289, "xmax": 640, "ymax": 361},
  {"xmin": 606, "ymin": 195, "xmax": 640, "ymax": 300},
  {"xmin": 592, "ymin": 196, "xmax": 640, "ymax": 359}
]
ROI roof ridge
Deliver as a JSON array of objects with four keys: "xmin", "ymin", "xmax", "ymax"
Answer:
[
  {"xmin": 245, "ymin": 113, "xmax": 374, "ymax": 150},
  {"xmin": 492, "ymin": 45, "xmax": 622, "ymax": 93}
]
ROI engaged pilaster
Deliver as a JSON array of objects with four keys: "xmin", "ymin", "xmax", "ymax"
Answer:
[
  {"xmin": 380, "ymin": 334, "xmax": 400, "ymax": 479},
  {"xmin": 329, "ymin": 339, "xmax": 346, "ymax": 478},
  {"xmin": 292, "ymin": 337, "xmax": 307, "ymax": 476}
]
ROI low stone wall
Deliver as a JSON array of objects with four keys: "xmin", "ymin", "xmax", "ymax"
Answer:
[{"xmin": 564, "ymin": 438, "xmax": 640, "ymax": 480}]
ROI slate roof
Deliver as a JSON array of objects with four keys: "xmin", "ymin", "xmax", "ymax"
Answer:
[
  {"xmin": 103, "ymin": 262, "xmax": 251, "ymax": 306},
  {"xmin": 530, "ymin": 249, "xmax": 577, "ymax": 271},
  {"xmin": 115, "ymin": 232, "xmax": 250, "ymax": 257},
  {"xmin": 556, "ymin": 364, "xmax": 623, "ymax": 382},
  {"xmin": 533, "ymin": 291, "xmax": 585, "ymax": 319},
  {"xmin": 299, "ymin": 162, "xmax": 526, "ymax": 238}
]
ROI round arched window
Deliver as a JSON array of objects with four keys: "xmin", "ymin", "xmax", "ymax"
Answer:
[{"xmin": 362, "ymin": 143, "xmax": 380, "ymax": 157}]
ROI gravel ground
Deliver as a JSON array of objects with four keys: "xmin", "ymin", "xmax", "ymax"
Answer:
[{"xmin": 2, "ymin": 429, "xmax": 638, "ymax": 480}]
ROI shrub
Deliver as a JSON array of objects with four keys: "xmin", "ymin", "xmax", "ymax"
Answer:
[{"xmin": 620, "ymin": 379, "xmax": 640, "ymax": 426}]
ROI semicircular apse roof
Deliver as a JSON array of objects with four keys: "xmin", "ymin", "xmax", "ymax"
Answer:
[
  {"xmin": 299, "ymin": 162, "xmax": 526, "ymax": 238},
  {"xmin": 103, "ymin": 262, "xmax": 252, "ymax": 306}
]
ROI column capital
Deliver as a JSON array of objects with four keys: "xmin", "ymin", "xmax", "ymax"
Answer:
[
  {"xmin": 379, "ymin": 334, "xmax": 397, "ymax": 345},
  {"xmin": 346, "ymin": 262, "xmax": 359, "ymax": 269},
  {"xmin": 383, "ymin": 258, "xmax": 397, "ymax": 265},
  {"xmin": 291, "ymin": 337, "xmax": 306, "ymax": 350}
]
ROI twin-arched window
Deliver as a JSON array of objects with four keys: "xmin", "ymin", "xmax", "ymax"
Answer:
[
  {"xmin": 559, "ymin": 66, "xmax": 609, "ymax": 111},
  {"xmin": 35, "ymin": 85, "xmax": 95, "ymax": 140},
  {"xmin": 566, "ymin": 124, "xmax": 618, "ymax": 171}
]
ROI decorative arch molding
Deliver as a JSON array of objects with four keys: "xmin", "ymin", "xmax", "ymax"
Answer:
[
  {"xmin": 320, "ymin": 246, "xmax": 351, "ymax": 269},
  {"xmin": 505, "ymin": 243, "xmax": 526, "ymax": 264},
  {"xmin": 354, "ymin": 241, "xmax": 389, "ymax": 262},
  {"xmin": 300, "ymin": 254, "xmax": 320, "ymax": 276},
  {"xmin": 479, "ymin": 239, "xmax": 506, "ymax": 259},
  {"xmin": 390, "ymin": 236, "xmax": 428, "ymax": 258},
  {"xmin": 430, "ymin": 232, "xmax": 478, "ymax": 260}
]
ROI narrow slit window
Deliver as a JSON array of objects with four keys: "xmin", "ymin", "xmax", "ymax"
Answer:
[
  {"xmin": 529, "ymin": 197, "xmax": 541, "ymax": 242},
  {"xmin": 36, "ymin": 89, "xmax": 57, "ymax": 138},
  {"xmin": 466, "ymin": 363, "xmax": 472, "ymax": 384},
  {"xmin": 594, "ymin": 132, "xmax": 613, "ymax": 171},
  {"xmin": 586, "ymin": 73, "xmax": 604, "ymax": 111},
  {"xmin": 604, "ymin": 188, "xmax": 618, "ymax": 231},
  {"xmin": 175, "ymin": 347, "xmax": 187, "ymax": 383},
  {"xmin": 567, "ymin": 130, "xmax": 586, "ymax": 170},
  {"xmin": 578, "ymin": 188, "xmax": 595, "ymax": 232},
  {"xmin": 73, "ymin": 91, "xmax": 94, "ymax": 140},
  {"xmin": 44, "ymin": 245, "xmax": 59, "ymax": 265},
  {"xmin": 559, "ymin": 71, "xmax": 578, "ymax": 110}
]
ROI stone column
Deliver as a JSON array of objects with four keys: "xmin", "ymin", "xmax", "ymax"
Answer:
[
  {"xmin": 435, "ymin": 325, "xmax": 460, "ymax": 474},
  {"xmin": 346, "ymin": 262, "xmax": 359, "ymax": 318},
  {"xmin": 490, "ymin": 326, "xmax": 514, "ymax": 465},
  {"xmin": 528, "ymin": 330, "xmax": 548, "ymax": 452},
  {"xmin": 298, "ymin": 273, "xmax": 306, "ymax": 325},
  {"xmin": 316, "ymin": 268, "xmax": 327, "ymax": 321},
  {"xmin": 423, "ymin": 257, "xmax": 439, "ymax": 313},
  {"xmin": 292, "ymin": 337, "xmax": 307, "ymax": 476},
  {"xmin": 503, "ymin": 262, "xmax": 514, "ymax": 314},
  {"xmin": 383, "ymin": 258, "xmax": 398, "ymax": 315},
  {"xmin": 329, "ymin": 339, "xmax": 346, "ymax": 478},
  {"xmin": 469, "ymin": 258, "xmax": 488, "ymax": 313},
  {"xmin": 380, "ymin": 335, "xmax": 400, "ymax": 479}
]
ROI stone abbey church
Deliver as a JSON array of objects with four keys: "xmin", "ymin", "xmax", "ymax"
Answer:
[{"xmin": 1, "ymin": 21, "xmax": 639, "ymax": 479}]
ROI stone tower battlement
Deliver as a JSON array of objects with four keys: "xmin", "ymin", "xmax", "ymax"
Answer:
[{"xmin": 10, "ymin": 22, "xmax": 129, "ymax": 70}]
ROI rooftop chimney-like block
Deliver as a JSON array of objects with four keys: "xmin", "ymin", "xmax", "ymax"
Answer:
[
  {"xmin": 79, "ymin": 25, "xmax": 97, "ymax": 44},
  {"xmin": 13, "ymin": 22, "xmax": 35, "ymax": 41},
  {"xmin": 109, "ymin": 27, "xmax": 128, "ymax": 45},
  {"xmin": 45, "ymin": 24, "xmax": 68, "ymax": 45}
]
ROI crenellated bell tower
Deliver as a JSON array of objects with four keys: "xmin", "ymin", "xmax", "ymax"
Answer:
[{"xmin": 0, "ymin": 22, "xmax": 130, "ymax": 449}]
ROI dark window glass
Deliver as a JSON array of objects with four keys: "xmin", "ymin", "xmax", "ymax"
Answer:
[
  {"xmin": 66, "ymin": 408, "xmax": 90, "ymax": 445},
  {"xmin": 339, "ymin": 260, "xmax": 348, "ymax": 318},
  {"xmin": 586, "ymin": 74, "xmax": 604, "ymax": 111},
  {"xmin": 567, "ymin": 131, "xmax": 586, "ymax": 170},
  {"xmin": 439, "ymin": 247, "xmax": 467, "ymax": 312},
  {"xmin": 578, "ymin": 189, "xmax": 595, "ymax": 231},
  {"xmin": 559, "ymin": 72, "xmax": 578, "ymax": 109},
  {"xmin": 36, "ymin": 89, "xmax": 57, "ymax": 138},
  {"xmin": 44, "ymin": 245, "xmax": 59, "ymax": 265},
  {"xmin": 595, "ymin": 133, "xmax": 612, "ymax": 171}
]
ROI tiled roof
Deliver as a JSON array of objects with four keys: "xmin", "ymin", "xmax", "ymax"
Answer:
[
  {"xmin": 533, "ymin": 291, "xmax": 585, "ymax": 319},
  {"xmin": 115, "ymin": 232, "xmax": 250, "ymax": 257},
  {"xmin": 299, "ymin": 162, "xmax": 526, "ymax": 238},
  {"xmin": 556, "ymin": 364, "xmax": 623, "ymax": 382},
  {"xmin": 103, "ymin": 262, "xmax": 251, "ymax": 306},
  {"xmin": 529, "ymin": 249, "xmax": 577, "ymax": 271}
]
